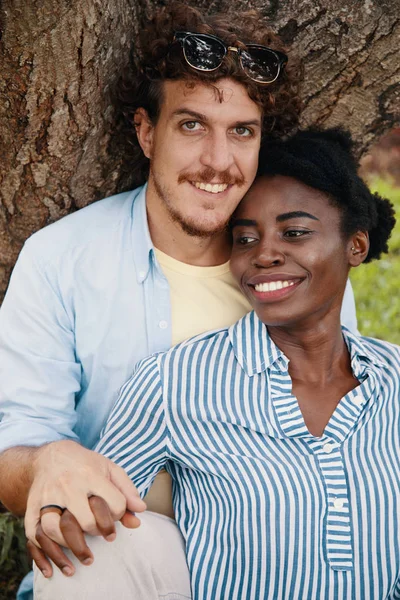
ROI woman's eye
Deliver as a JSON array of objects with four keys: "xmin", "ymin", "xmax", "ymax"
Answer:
[
  {"xmin": 235, "ymin": 236, "xmax": 257, "ymax": 245},
  {"xmin": 284, "ymin": 229, "xmax": 311, "ymax": 238},
  {"xmin": 182, "ymin": 121, "xmax": 202, "ymax": 131}
]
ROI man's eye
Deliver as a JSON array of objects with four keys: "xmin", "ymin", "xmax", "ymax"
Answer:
[
  {"xmin": 233, "ymin": 126, "xmax": 252, "ymax": 137},
  {"xmin": 182, "ymin": 121, "xmax": 202, "ymax": 131}
]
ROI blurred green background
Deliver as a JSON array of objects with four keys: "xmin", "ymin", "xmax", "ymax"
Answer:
[{"xmin": 350, "ymin": 178, "xmax": 400, "ymax": 344}]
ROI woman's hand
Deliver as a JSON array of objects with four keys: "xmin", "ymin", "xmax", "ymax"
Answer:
[{"xmin": 28, "ymin": 496, "xmax": 140, "ymax": 577}]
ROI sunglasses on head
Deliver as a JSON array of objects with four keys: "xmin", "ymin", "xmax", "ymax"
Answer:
[{"xmin": 173, "ymin": 31, "xmax": 288, "ymax": 84}]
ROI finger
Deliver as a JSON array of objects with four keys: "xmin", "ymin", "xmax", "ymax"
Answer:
[
  {"xmin": 88, "ymin": 496, "xmax": 116, "ymax": 541},
  {"xmin": 39, "ymin": 512, "xmax": 68, "ymax": 547},
  {"xmin": 35, "ymin": 523, "xmax": 75, "ymax": 576},
  {"xmin": 120, "ymin": 510, "xmax": 142, "ymax": 529},
  {"xmin": 60, "ymin": 510, "xmax": 94, "ymax": 565},
  {"xmin": 109, "ymin": 464, "xmax": 147, "ymax": 513},
  {"xmin": 62, "ymin": 493, "xmax": 101, "ymax": 534},
  {"xmin": 25, "ymin": 501, "xmax": 42, "ymax": 545},
  {"xmin": 27, "ymin": 540, "xmax": 53, "ymax": 579}
]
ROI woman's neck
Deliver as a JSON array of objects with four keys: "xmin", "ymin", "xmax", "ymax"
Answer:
[{"xmin": 267, "ymin": 310, "xmax": 351, "ymax": 385}]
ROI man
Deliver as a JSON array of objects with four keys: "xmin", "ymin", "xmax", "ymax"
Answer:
[{"xmin": 0, "ymin": 3, "xmax": 357, "ymax": 597}]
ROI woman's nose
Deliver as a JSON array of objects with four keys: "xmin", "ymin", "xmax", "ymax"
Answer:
[{"xmin": 251, "ymin": 242, "xmax": 285, "ymax": 268}]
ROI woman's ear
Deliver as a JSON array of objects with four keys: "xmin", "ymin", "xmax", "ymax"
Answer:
[
  {"xmin": 348, "ymin": 231, "xmax": 370, "ymax": 267},
  {"xmin": 134, "ymin": 108, "xmax": 154, "ymax": 159}
]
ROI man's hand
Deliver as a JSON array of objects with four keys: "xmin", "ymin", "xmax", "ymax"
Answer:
[{"xmin": 24, "ymin": 440, "xmax": 146, "ymax": 577}]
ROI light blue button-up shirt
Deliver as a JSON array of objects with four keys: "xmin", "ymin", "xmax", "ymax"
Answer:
[
  {"xmin": 0, "ymin": 185, "xmax": 172, "ymax": 452},
  {"xmin": 0, "ymin": 184, "xmax": 358, "ymax": 454}
]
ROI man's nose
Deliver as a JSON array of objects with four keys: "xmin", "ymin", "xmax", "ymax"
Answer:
[{"xmin": 199, "ymin": 132, "xmax": 234, "ymax": 173}]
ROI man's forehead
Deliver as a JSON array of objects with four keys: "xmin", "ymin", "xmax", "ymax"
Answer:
[
  {"xmin": 166, "ymin": 79, "xmax": 234, "ymax": 102},
  {"xmin": 162, "ymin": 78, "xmax": 261, "ymax": 116}
]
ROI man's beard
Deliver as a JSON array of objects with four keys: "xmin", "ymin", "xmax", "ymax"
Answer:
[{"xmin": 151, "ymin": 166, "xmax": 245, "ymax": 238}]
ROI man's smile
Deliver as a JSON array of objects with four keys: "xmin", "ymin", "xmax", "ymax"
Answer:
[{"xmin": 191, "ymin": 182, "xmax": 229, "ymax": 193}]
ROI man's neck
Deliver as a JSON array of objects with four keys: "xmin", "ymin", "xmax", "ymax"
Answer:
[{"xmin": 145, "ymin": 188, "xmax": 232, "ymax": 267}]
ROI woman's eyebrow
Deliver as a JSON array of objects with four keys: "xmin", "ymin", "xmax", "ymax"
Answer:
[
  {"xmin": 231, "ymin": 218, "xmax": 257, "ymax": 228},
  {"xmin": 276, "ymin": 211, "xmax": 319, "ymax": 222}
]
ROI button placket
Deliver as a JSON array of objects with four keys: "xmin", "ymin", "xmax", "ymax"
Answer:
[{"xmin": 314, "ymin": 439, "xmax": 353, "ymax": 570}]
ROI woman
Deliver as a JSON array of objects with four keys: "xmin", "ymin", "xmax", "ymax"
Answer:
[{"xmin": 38, "ymin": 128, "xmax": 399, "ymax": 599}]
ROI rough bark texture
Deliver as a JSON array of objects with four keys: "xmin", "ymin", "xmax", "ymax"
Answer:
[{"xmin": 0, "ymin": 0, "xmax": 399, "ymax": 302}]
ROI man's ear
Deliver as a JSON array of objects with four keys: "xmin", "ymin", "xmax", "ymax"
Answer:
[
  {"xmin": 134, "ymin": 108, "xmax": 154, "ymax": 159},
  {"xmin": 348, "ymin": 231, "xmax": 370, "ymax": 267}
]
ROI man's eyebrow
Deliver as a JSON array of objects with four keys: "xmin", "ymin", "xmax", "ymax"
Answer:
[
  {"xmin": 233, "ymin": 120, "xmax": 262, "ymax": 128},
  {"xmin": 231, "ymin": 218, "xmax": 258, "ymax": 228},
  {"xmin": 172, "ymin": 109, "xmax": 208, "ymax": 121},
  {"xmin": 276, "ymin": 211, "xmax": 319, "ymax": 222},
  {"xmin": 171, "ymin": 110, "xmax": 261, "ymax": 128}
]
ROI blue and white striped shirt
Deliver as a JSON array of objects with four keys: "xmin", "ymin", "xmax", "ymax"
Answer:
[{"xmin": 97, "ymin": 311, "xmax": 400, "ymax": 600}]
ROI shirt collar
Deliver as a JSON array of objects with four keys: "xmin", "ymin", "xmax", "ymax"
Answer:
[
  {"xmin": 229, "ymin": 311, "xmax": 288, "ymax": 375},
  {"xmin": 342, "ymin": 325, "xmax": 386, "ymax": 376},
  {"xmin": 131, "ymin": 183, "xmax": 155, "ymax": 284},
  {"xmin": 229, "ymin": 311, "xmax": 387, "ymax": 377}
]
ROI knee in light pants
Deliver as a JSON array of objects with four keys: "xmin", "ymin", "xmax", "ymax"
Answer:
[{"xmin": 34, "ymin": 512, "xmax": 191, "ymax": 600}]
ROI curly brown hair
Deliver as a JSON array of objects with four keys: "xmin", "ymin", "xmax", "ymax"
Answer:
[{"xmin": 114, "ymin": 2, "xmax": 303, "ymax": 187}]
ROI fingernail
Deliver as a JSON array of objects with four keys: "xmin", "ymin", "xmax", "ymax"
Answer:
[
  {"xmin": 106, "ymin": 533, "xmax": 116, "ymax": 542},
  {"xmin": 126, "ymin": 510, "xmax": 136, "ymax": 516},
  {"xmin": 83, "ymin": 557, "xmax": 93, "ymax": 566},
  {"xmin": 62, "ymin": 566, "xmax": 73, "ymax": 576},
  {"xmin": 41, "ymin": 569, "xmax": 50, "ymax": 578}
]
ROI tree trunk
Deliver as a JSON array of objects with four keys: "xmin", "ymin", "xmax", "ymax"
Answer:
[{"xmin": 0, "ymin": 0, "xmax": 399, "ymax": 302}]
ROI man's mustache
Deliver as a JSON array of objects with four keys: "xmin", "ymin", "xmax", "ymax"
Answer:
[{"xmin": 178, "ymin": 167, "xmax": 245, "ymax": 187}]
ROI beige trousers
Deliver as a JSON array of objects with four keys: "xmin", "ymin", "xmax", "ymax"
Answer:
[{"xmin": 34, "ymin": 512, "xmax": 191, "ymax": 600}]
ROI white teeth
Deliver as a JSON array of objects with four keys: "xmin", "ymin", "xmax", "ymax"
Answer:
[
  {"xmin": 254, "ymin": 280, "xmax": 296, "ymax": 292},
  {"xmin": 193, "ymin": 182, "xmax": 229, "ymax": 193}
]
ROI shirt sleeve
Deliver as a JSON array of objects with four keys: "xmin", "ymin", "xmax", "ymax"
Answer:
[
  {"xmin": 0, "ymin": 241, "xmax": 81, "ymax": 453},
  {"xmin": 340, "ymin": 279, "xmax": 359, "ymax": 335},
  {"xmin": 95, "ymin": 354, "xmax": 168, "ymax": 498}
]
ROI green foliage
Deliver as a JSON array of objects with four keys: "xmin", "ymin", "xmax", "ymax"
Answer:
[
  {"xmin": 0, "ymin": 509, "xmax": 29, "ymax": 599},
  {"xmin": 350, "ymin": 178, "xmax": 400, "ymax": 344}
]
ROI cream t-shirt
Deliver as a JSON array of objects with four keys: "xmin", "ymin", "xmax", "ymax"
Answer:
[
  {"xmin": 144, "ymin": 249, "xmax": 251, "ymax": 517},
  {"xmin": 154, "ymin": 248, "xmax": 251, "ymax": 346}
]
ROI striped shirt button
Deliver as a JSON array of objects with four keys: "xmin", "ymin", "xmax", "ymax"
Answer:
[
  {"xmin": 334, "ymin": 498, "xmax": 344, "ymax": 509},
  {"xmin": 323, "ymin": 442, "xmax": 335, "ymax": 454},
  {"xmin": 354, "ymin": 395, "xmax": 363, "ymax": 405}
]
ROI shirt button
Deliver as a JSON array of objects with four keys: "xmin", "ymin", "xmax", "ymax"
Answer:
[
  {"xmin": 139, "ymin": 270, "xmax": 146, "ymax": 279},
  {"xmin": 323, "ymin": 443, "xmax": 334, "ymax": 454},
  {"xmin": 333, "ymin": 498, "xmax": 344, "ymax": 509},
  {"xmin": 354, "ymin": 395, "xmax": 363, "ymax": 405},
  {"xmin": 159, "ymin": 320, "xmax": 168, "ymax": 329}
]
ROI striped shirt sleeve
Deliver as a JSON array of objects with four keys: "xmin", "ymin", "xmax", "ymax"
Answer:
[{"xmin": 94, "ymin": 354, "xmax": 168, "ymax": 498}]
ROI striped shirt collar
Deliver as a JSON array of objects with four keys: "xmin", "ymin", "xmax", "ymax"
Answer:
[{"xmin": 228, "ymin": 310, "xmax": 386, "ymax": 377}]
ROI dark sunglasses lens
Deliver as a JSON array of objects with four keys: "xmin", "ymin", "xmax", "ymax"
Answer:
[
  {"xmin": 183, "ymin": 35, "xmax": 225, "ymax": 70},
  {"xmin": 241, "ymin": 47, "xmax": 281, "ymax": 83}
]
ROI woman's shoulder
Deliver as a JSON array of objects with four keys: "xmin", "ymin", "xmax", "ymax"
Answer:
[{"xmin": 358, "ymin": 334, "xmax": 400, "ymax": 370}]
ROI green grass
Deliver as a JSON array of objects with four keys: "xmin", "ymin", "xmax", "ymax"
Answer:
[
  {"xmin": 0, "ymin": 507, "xmax": 29, "ymax": 599},
  {"xmin": 350, "ymin": 178, "xmax": 400, "ymax": 344}
]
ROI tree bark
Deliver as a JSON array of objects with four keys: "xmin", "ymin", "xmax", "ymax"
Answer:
[{"xmin": 0, "ymin": 0, "xmax": 399, "ymax": 302}]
